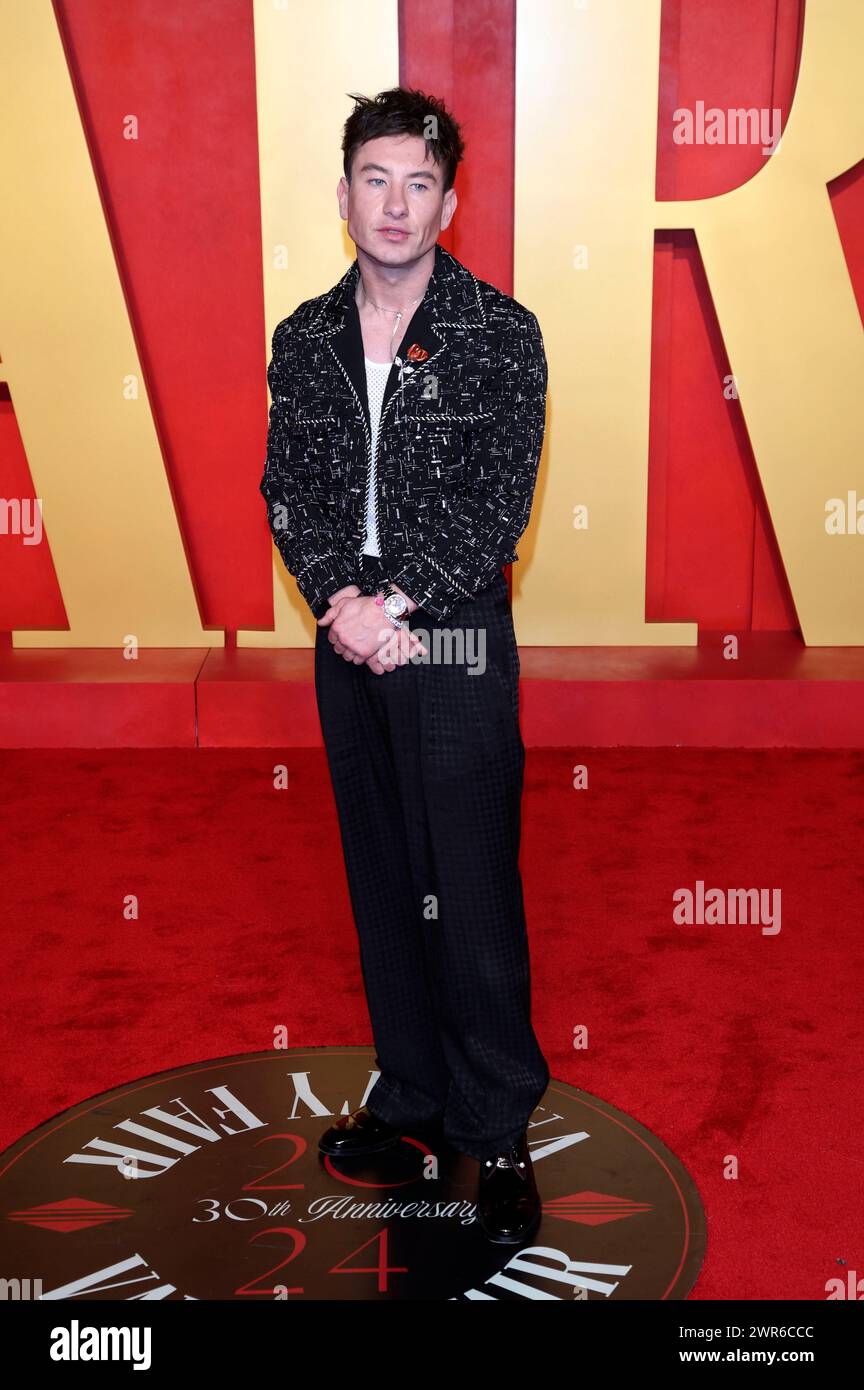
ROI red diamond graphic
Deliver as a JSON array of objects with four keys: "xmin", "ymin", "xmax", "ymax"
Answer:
[
  {"xmin": 8, "ymin": 1196, "xmax": 134, "ymax": 1233},
  {"xmin": 542, "ymin": 1191, "xmax": 654, "ymax": 1226}
]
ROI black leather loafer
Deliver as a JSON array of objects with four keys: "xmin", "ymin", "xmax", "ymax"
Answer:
[
  {"xmin": 476, "ymin": 1131, "xmax": 541, "ymax": 1244},
  {"xmin": 318, "ymin": 1105, "xmax": 403, "ymax": 1156}
]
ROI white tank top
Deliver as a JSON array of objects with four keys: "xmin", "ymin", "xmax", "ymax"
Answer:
[{"xmin": 362, "ymin": 356, "xmax": 392, "ymax": 557}]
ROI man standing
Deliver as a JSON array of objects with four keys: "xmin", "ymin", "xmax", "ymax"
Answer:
[{"xmin": 260, "ymin": 87, "xmax": 549, "ymax": 1243}]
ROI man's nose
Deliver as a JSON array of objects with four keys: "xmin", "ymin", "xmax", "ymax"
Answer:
[{"xmin": 383, "ymin": 188, "xmax": 409, "ymax": 217}]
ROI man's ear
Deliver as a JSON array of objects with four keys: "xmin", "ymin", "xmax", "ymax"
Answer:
[
  {"xmin": 440, "ymin": 187, "xmax": 457, "ymax": 232},
  {"xmin": 337, "ymin": 174, "xmax": 350, "ymax": 220}
]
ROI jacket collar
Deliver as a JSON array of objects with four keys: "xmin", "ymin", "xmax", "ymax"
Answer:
[
  {"xmin": 304, "ymin": 241, "xmax": 487, "ymax": 337},
  {"xmin": 302, "ymin": 243, "xmax": 487, "ymax": 429}
]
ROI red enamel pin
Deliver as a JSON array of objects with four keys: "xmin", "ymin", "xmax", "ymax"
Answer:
[{"xmin": 407, "ymin": 343, "xmax": 429, "ymax": 361}]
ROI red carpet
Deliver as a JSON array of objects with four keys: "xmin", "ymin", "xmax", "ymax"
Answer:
[{"xmin": 1, "ymin": 746, "xmax": 861, "ymax": 1300}]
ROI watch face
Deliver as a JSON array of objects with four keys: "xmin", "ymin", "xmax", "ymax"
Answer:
[{"xmin": 384, "ymin": 594, "xmax": 408, "ymax": 619}]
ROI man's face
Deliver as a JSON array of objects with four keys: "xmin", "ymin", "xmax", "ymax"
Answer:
[{"xmin": 337, "ymin": 133, "xmax": 456, "ymax": 267}]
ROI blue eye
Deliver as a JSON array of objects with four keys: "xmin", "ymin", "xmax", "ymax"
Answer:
[{"xmin": 367, "ymin": 178, "xmax": 428, "ymax": 191}]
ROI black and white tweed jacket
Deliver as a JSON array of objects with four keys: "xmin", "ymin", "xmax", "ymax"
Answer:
[{"xmin": 259, "ymin": 242, "xmax": 548, "ymax": 622}]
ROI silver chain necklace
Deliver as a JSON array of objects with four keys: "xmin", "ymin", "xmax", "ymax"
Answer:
[{"xmin": 357, "ymin": 280, "xmax": 424, "ymax": 358}]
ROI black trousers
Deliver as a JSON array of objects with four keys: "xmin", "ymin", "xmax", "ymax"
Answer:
[{"xmin": 313, "ymin": 552, "xmax": 549, "ymax": 1162}]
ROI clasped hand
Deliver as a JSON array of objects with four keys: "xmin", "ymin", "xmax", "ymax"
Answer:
[{"xmin": 317, "ymin": 585, "xmax": 426, "ymax": 674}]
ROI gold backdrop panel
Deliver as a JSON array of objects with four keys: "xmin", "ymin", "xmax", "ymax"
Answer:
[
  {"xmin": 515, "ymin": 0, "xmax": 864, "ymax": 646},
  {"xmin": 239, "ymin": 0, "xmax": 399, "ymax": 648},
  {"xmin": 0, "ymin": 0, "xmax": 219, "ymax": 648}
]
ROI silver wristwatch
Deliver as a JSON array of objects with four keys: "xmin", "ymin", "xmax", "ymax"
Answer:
[{"xmin": 380, "ymin": 582, "xmax": 409, "ymax": 629}]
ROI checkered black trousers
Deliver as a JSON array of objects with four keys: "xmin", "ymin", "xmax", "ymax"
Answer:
[{"xmin": 314, "ymin": 553, "xmax": 550, "ymax": 1162}]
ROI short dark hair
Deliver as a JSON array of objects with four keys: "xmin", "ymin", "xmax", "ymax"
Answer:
[{"xmin": 342, "ymin": 86, "xmax": 465, "ymax": 192}]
